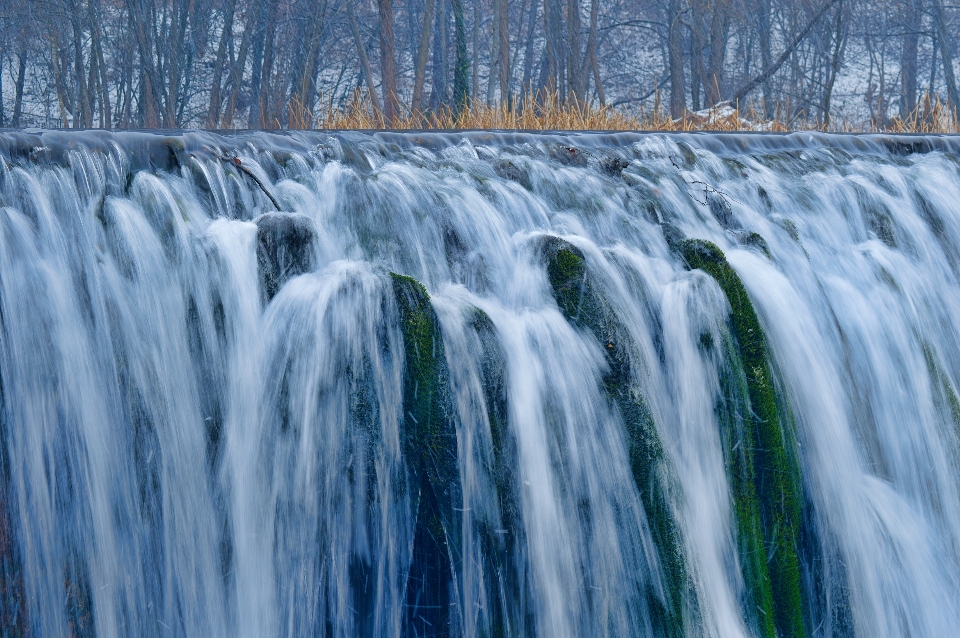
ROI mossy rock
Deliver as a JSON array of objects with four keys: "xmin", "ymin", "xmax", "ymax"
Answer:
[
  {"xmin": 680, "ymin": 239, "xmax": 806, "ymax": 638},
  {"xmin": 390, "ymin": 273, "xmax": 461, "ymax": 638},
  {"xmin": 539, "ymin": 236, "xmax": 690, "ymax": 638}
]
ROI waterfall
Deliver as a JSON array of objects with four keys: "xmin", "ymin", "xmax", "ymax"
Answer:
[{"xmin": 0, "ymin": 130, "xmax": 958, "ymax": 637}]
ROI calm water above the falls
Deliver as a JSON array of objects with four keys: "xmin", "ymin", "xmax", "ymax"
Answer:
[{"xmin": 0, "ymin": 130, "xmax": 958, "ymax": 637}]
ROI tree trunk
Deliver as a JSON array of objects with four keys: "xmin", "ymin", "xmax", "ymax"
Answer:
[
  {"xmin": 90, "ymin": 0, "xmax": 111, "ymax": 128},
  {"xmin": 509, "ymin": 0, "xmax": 530, "ymax": 101},
  {"xmin": 591, "ymin": 38, "xmax": 605, "ymax": 105},
  {"xmin": 412, "ymin": 0, "xmax": 435, "ymax": 112},
  {"xmin": 258, "ymin": 0, "xmax": 280, "ymax": 127},
  {"xmin": 12, "ymin": 52, "xmax": 26, "ymax": 127},
  {"xmin": 178, "ymin": 27, "xmax": 197, "ymax": 126},
  {"xmin": 757, "ymin": 0, "xmax": 773, "ymax": 117},
  {"xmin": 928, "ymin": 32, "xmax": 938, "ymax": 114},
  {"xmin": 166, "ymin": 4, "xmax": 179, "ymax": 125},
  {"xmin": 498, "ymin": 0, "xmax": 510, "ymax": 103},
  {"xmin": 471, "ymin": 0, "xmax": 480, "ymax": 100},
  {"xmin": 705, "ymin": 0, "xmax": 730, "ymax": 105},
  {"xmin": 566, "ymin": 0, "xmax": 582, "ymax": 104},
  {"xmin": 932, "ymin": 0, "xmax": 960, "ymax": 111},
  {"xmin": 223, "ymin": 2, "xmax": 254, "ymax": 127},
  {"xmin": 50, "ymin": 37, "xmax": 72, "ymax": 127},
  {"xmin": 130, "ymin": 0, "xmax": 161, "ymax": 127},
  {"xmin": 582, "ymin": 0, "xmax": 600, "ymax": 104},
  {"xmin": 690, "ymin": 2, "xmax": 705, "ymax": 110},
  {"xmin": 300, "ymin": 12, "xmax": 328, "ymax": 123},
  {"xmin": 207, "ymin": 0, "xmax": 237, "ymax": 127},
  {"xmin": 452, "ymin": 0, "xmax": 470, "ymax": 112},
  {"xmin": 248, "ymin": 0, "xmax": 270, "ymax": 128},
  {"xmin": 430, "ymin": 0, "xmax": 448, "ymax": 109},
  {"xmin": 521, "ymin": 0, "xmax": 539, "ymax": 100},
  {"xmin": 120, "ymin": 32, "xmax": 135, "ymax": 127},
  {"xmin": 487, "ymin": 0, "xmax": 500, "ymax": 104},
  {"xmin": 69, "ymin": 0, "xmax": 91, "ymax": 127},
  {"xmin": 550, "ymin": 0, "xmax": 566, "ymax": 100},
  {"xmin": 378, "ymin": 0, "xmax": 400, "ymax": 124},
  {"xmin": 821, "ymin": 0, "xmax": 844, "ymax": 128},
  {"xmin": 349, "ymin": 0, "xmax": 383, "ymax": 114},
  {"xmin": 668, "ymin": 0, "xmax": 686, "ymax": 117},
  {"xmin": 542, "ymin": 0, "xmax": 556, "ymax": 94},
  {"xmin": 166, "ymin": 0, "xmax": 190, "ymax": 127},
  {"xmin": 900, "ymin": 0, "xmax": 922, "ymax": 119},
  {"xmin": 88, "ymin": 38, "xmax": 100, "ymax": 127}
]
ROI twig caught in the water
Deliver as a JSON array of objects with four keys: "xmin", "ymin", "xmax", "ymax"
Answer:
[
  {"xmin": 669, "ymin": 156, "xmax": 742, "ymax": 207},
  {"xmin": 209, "ymin": 149, "xmax": 282, "ymax": 211}
]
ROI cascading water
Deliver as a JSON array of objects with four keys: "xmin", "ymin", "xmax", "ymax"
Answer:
[{"xmin": 0, "ymin": 130, "xmax": 958, "ymax": 638}]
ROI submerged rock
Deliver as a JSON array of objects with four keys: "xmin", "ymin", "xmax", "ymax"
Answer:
[
  {"xmin": 549, "ymin": 144, "xmax": 588, "ymax": 167},
  {"xmin": 468, "ymin": 307, "xmax": 530, "ymax": 637},
  {"xmin": 600, "ymin": 156, "xmax": 631, "ymax": 177},
  {"xmin": 255, "ymin": 213, "xmax": 317, "ymax": 303},
  {"xmin": 0, "ymin": 421, "xmax": 27, "ymax": 637},
  {"xmin": 708, "ymin": 192, "xmax": 740, "ymax": 229},
  {"xmin": 492, "ymin": 158, "xmax": 532, "ymax": 190}
]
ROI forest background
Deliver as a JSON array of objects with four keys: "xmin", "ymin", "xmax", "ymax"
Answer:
[{"xmin": 0, "ymin": 0, "xmax": 957, "ymax": 130}]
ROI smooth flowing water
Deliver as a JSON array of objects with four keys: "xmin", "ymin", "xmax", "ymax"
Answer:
[{"xmin": 0, "ymin": 130, "xmax": 958, "ymax": 638}]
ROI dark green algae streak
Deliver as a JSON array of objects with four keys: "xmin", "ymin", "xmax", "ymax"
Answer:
[
  {"xmin": 540, "ymin": 236, "xmax": 692, "ymax": 638},
  {"xmin": 680, "ymin": 239, "xmax": 806, "ymax": 638}
]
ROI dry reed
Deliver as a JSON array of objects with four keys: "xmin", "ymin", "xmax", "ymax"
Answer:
[{"xmin": 283, "ymin": 89, "xmax": 960, "ymax": 133}]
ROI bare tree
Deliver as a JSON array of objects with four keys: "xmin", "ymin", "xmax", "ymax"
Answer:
[
  {"xmin": 378, "ymin": 0, "xmax": 400, "ymax": 123},
  {"xmin": 668, "ymin": 0, "xmax": 686, "ymax": 117},
  {"xmin": 931, "ymin": 0, "xmax": 960, "ymax": 110},
  {"xmin": 411, "ymin": 0, "xmax": 435, "ymax": 111}
]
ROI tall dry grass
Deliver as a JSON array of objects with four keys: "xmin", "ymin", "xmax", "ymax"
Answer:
[{"xmin": 285, "ymin": 89, "xmax": 960, "ymax": 133}]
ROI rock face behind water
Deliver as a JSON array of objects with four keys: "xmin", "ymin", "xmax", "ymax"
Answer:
[{"xmin": 255, "ymin": 213, "xmax": 317, "ymax": 302}]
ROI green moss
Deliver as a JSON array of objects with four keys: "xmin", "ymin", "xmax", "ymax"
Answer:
[
  {"xmin": 921, "ymin": 344, "xmax": 960, "ymax": 441},
  {"xmin": 680, "ymin": 239, "xmax": 805, "ymax": 638},
  {"xmin": 716, "ymin": 332, "xmax": 778, "ymax": 638},
  {"xmin": 541, "ymin": 237, "xmax": 690, "ymax": 638},
  {"xmin": 741, "ymin": 231, "xmax": 772, "ymax": 259},
  {"xmin": 390, "ymin": 273, "xmax": 458, "ymax": 492},
  {"xmin": 546, "ymin": 242, "xmax": 590, "ymax": 321}
]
